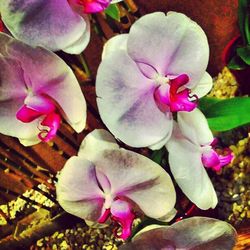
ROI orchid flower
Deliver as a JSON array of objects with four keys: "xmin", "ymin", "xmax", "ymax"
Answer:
[
  {"xmin": 0, "ymin": 0, "xmax": 121, "ymax": 54},
  {"xmin": 0, "ymin": 33, "xmax": 86, "ymax": 146},
  {"xmin": 119, "ymin": 217, "xmax": 237, "ymax": 249},
  {"xmin": 56, "ymin": 129, "xmax": 176, "ymax": 240},
  {"xmin": 166, "ymin": 109, "xmax": 234, "ymax": 210},
  {"xmin": 96, "ymin": 12, "xmax": 213, "ymax": 149}
]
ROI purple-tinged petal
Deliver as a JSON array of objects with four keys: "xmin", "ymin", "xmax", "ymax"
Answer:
[
  {"xmin": 62, "ymin": 15, "xmax": 90, "ymax": 54},
  {"xmin": 94, "ymin": 149, "xmax": 176, "ymax": 219},
  {"xmin": 0, "ymin": 33, "xmax": 87, "ymax": 133},
  {"xmin": 127, "ymin": 12, "xmax": 209, "ymax": 87},
  {"xmin": 96, "ymin": 50, "xmax": 173, "ymax": 148},
  {"xmin": 191, "ymin": 72, "xmax": 213, "ymax": 98},
  {"xmin": 120, "ymin": 217, "xmax": 237, "ymax": 250},
  {"xmin": 0, "ymin": 98, "xmax": 40, "ymax": 142},
  {"xmin": 102, "ymin": 34, "xmax": 128, "ymax": 60},
  {"xmin": 166, "ymin": 123, "xmax": 217, "ymax": 210},
  {"xmin": 56, "ymin": 156, "xmax": 105, "ymax": 221},
  {"xmin": 0, "ymin": 0, "xmax": 89, "ymax": 53},
  {"xmin": 178, "ymin": 109, "xmax": 214, "ymax": 146},
  {"xmin": 0, "ymin": 56, "xmax": 27, "ymax": 100},
  {"xmin": 78, "ymin": 129, "xmax": 119, "ymax": 161}
]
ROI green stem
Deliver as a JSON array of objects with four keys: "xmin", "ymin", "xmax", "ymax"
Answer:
[{"xmin": 78, "ymin": 54, "xmax": 91, "ymax": 78}]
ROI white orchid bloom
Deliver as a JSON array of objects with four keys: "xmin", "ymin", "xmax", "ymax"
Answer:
[{"xmin": 56, "ymin": 129, "xmax": 176, "ymax": 240}]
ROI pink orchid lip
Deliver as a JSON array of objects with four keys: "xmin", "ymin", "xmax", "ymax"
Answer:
[
  {"xmin": 38, "ymin": 112, "xmax": 61, "ymax": 142},
  {"xmin": 16, "ymin": 95, "xmax": 61, "ymax": 142},
  {"xmin": 154, "ymin": 74, "xmax": 198, "ymax": 113},
  {"xmin": 0, "ymin": 19, "xmax": 4, "ymax": 32},
  {"xmin": 98, "ymin": 199, "xmax": 135, "ymax": 240},
  {"xmin": 201, "ymin": 141, "xmax": 234, "ymax": 172},
  {"xmin": 68, "ymin": 0, "xmax": 111, "ymax": 14}
]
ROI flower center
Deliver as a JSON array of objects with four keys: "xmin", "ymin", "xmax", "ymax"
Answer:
[
  {"xmin": 16, "ymin": 94, "xmax": 61, "ymax": 142},
  {"xmin": 201, "ymin": 140, "xmax": 234, "ymax": 171},
  {"xmin": 98, "ymin": 199, "xmax": 135, "ymax": 240},
  {"xmin": 154, "ymin": 74, "xmax": 198, "ymax": 113},
  {"xmin": 68, "ymin": 0, "xmax": 111, "ymax": 14}
]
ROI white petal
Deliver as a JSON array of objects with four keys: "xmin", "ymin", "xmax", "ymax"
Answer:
[
  {"xmin": 191, "ymin": 72, "xmax": 213, "ymax": 98},
  {"xmin": 62, "ymin": 15, "xmax": 90, "ymax": 54},
  {"xmin": 148, "ymin": 122, "xmax": 173, "ymax": 150},
  {"xmin": 0, "ymin": 98, "xmax": 40, "ymax": 143},
  {"xmin": 102, "ymin": 34, "xmax": 128, "ymax": 60},
  {"xmin": 96, "ymin": 49, "xmax": 173, "ymax": 148},
  {"xmin": 166, "ymin": 124, "xmax": 217, "ymax": 210},
  {"xmin": 78, "ymin": 129, "xmax": 119, "ymax": 161},
  {"xmin": 0, "ymin": 0, "xmax": 88, "ymax": 53},
  {"xmin": 94, "ymin": 149, "xmax": 176, "ymax": 219},
  {"xmin": 19, "ymin": 137, "xmax": 40, "ymax": 147},
  {"xmin": 123, "ymin": 217, "xmax": 237, "ymax": 250},
  {"xmin": 177, "ymin": 108, "xmax": 214, "ymax": 146},
  {"xmin": 127, "ymin": 12, "xmax": 209, "ymax": 87},
  {"xmin": 56, "ymin": 156, "xmax": 104, "ymax": 221}
]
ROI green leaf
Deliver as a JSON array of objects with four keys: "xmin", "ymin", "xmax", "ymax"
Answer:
[
  {"xmin": 237, "ymin": 45, "xmax": 250, "ymax": 64},
  {"xmin": 150, "ymin": 148, "xmax": 165, "ymax": 165},
  {"xmin": 198, "ymin": 97, "xmax": 223, "ymax": 113},
  {"xmin": 238, "ymin": 0, "xmax": 249, "ymax": 43},
  {"xmin": 105, "ymin": 4, "xmax": 120, "ymax": 21},
  {"xmin": 227, "ymin": 54, "xmax": 247, "ymax": 70},
  {"xmin": 245, "ymin": 12, "xmax": 250, "ymax": 44},
  {"xmin": 200, "ymin": 97, "xmax": 250, "ymax": 131}
]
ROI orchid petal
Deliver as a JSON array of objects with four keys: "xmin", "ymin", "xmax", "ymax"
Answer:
[
  {"xmin": 0, "ymin": 56, "xmax": 27, "ymax": 100},
  {"xmin": 0, "ymin": 98, "xmax": 40, "ymax": 141},
  {"xmin": 62, "ymin": 15, "xmax": 90, "ymax": 54},
  {"xmin": 19, "ymin": 137, "xmax": 40, "ymax": 146},
  {"xmin": 127, "ymin": 12, "xmax": 209, "ymax": 87},
  {"xmin": 56, "ymin": 156, "xmax": 105, "ymax": 221},
  {"xmin": 96, "ymin": 50, "xmax": 173, "ymax": 148},
  {"xmin": 191, "ymin": 71, "xmax": 213, "ymax": 98},
  {"xmin": 0, "ymin": 33, "xmax": 87, "ymax": 133},
  {"xmin": 102, "ymin": 34, "xmax": 128, "ymax": 60},
  {"xmin": 94, "ymin": 149, "xmax": 176, "ymax": 219},
  {"xmin": 178, "ymin": 109, "xmax": 214, "ymax": 146},
  {"xmin": 166, "ymin": 123, "xmax": 217, "ymax": 210},
  {"xmin": 148, "ymin": 125, "xmax": 173, "ymax": 150},
  {"xmin": 78, "ymin": 129, "xmax": 119, "ymax": 161},
  {"xmin": 0, "ymin": 0, "xmax": 88, "ymax": 53},
  {"xmin": 121, "ymin": 217, "xmax": 237, "ymax": 250}
]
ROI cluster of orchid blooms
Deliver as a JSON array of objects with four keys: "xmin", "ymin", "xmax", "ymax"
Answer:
[{"xmin": 0, "ymin": 0, "xmax": 237, "ymax": 247}]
